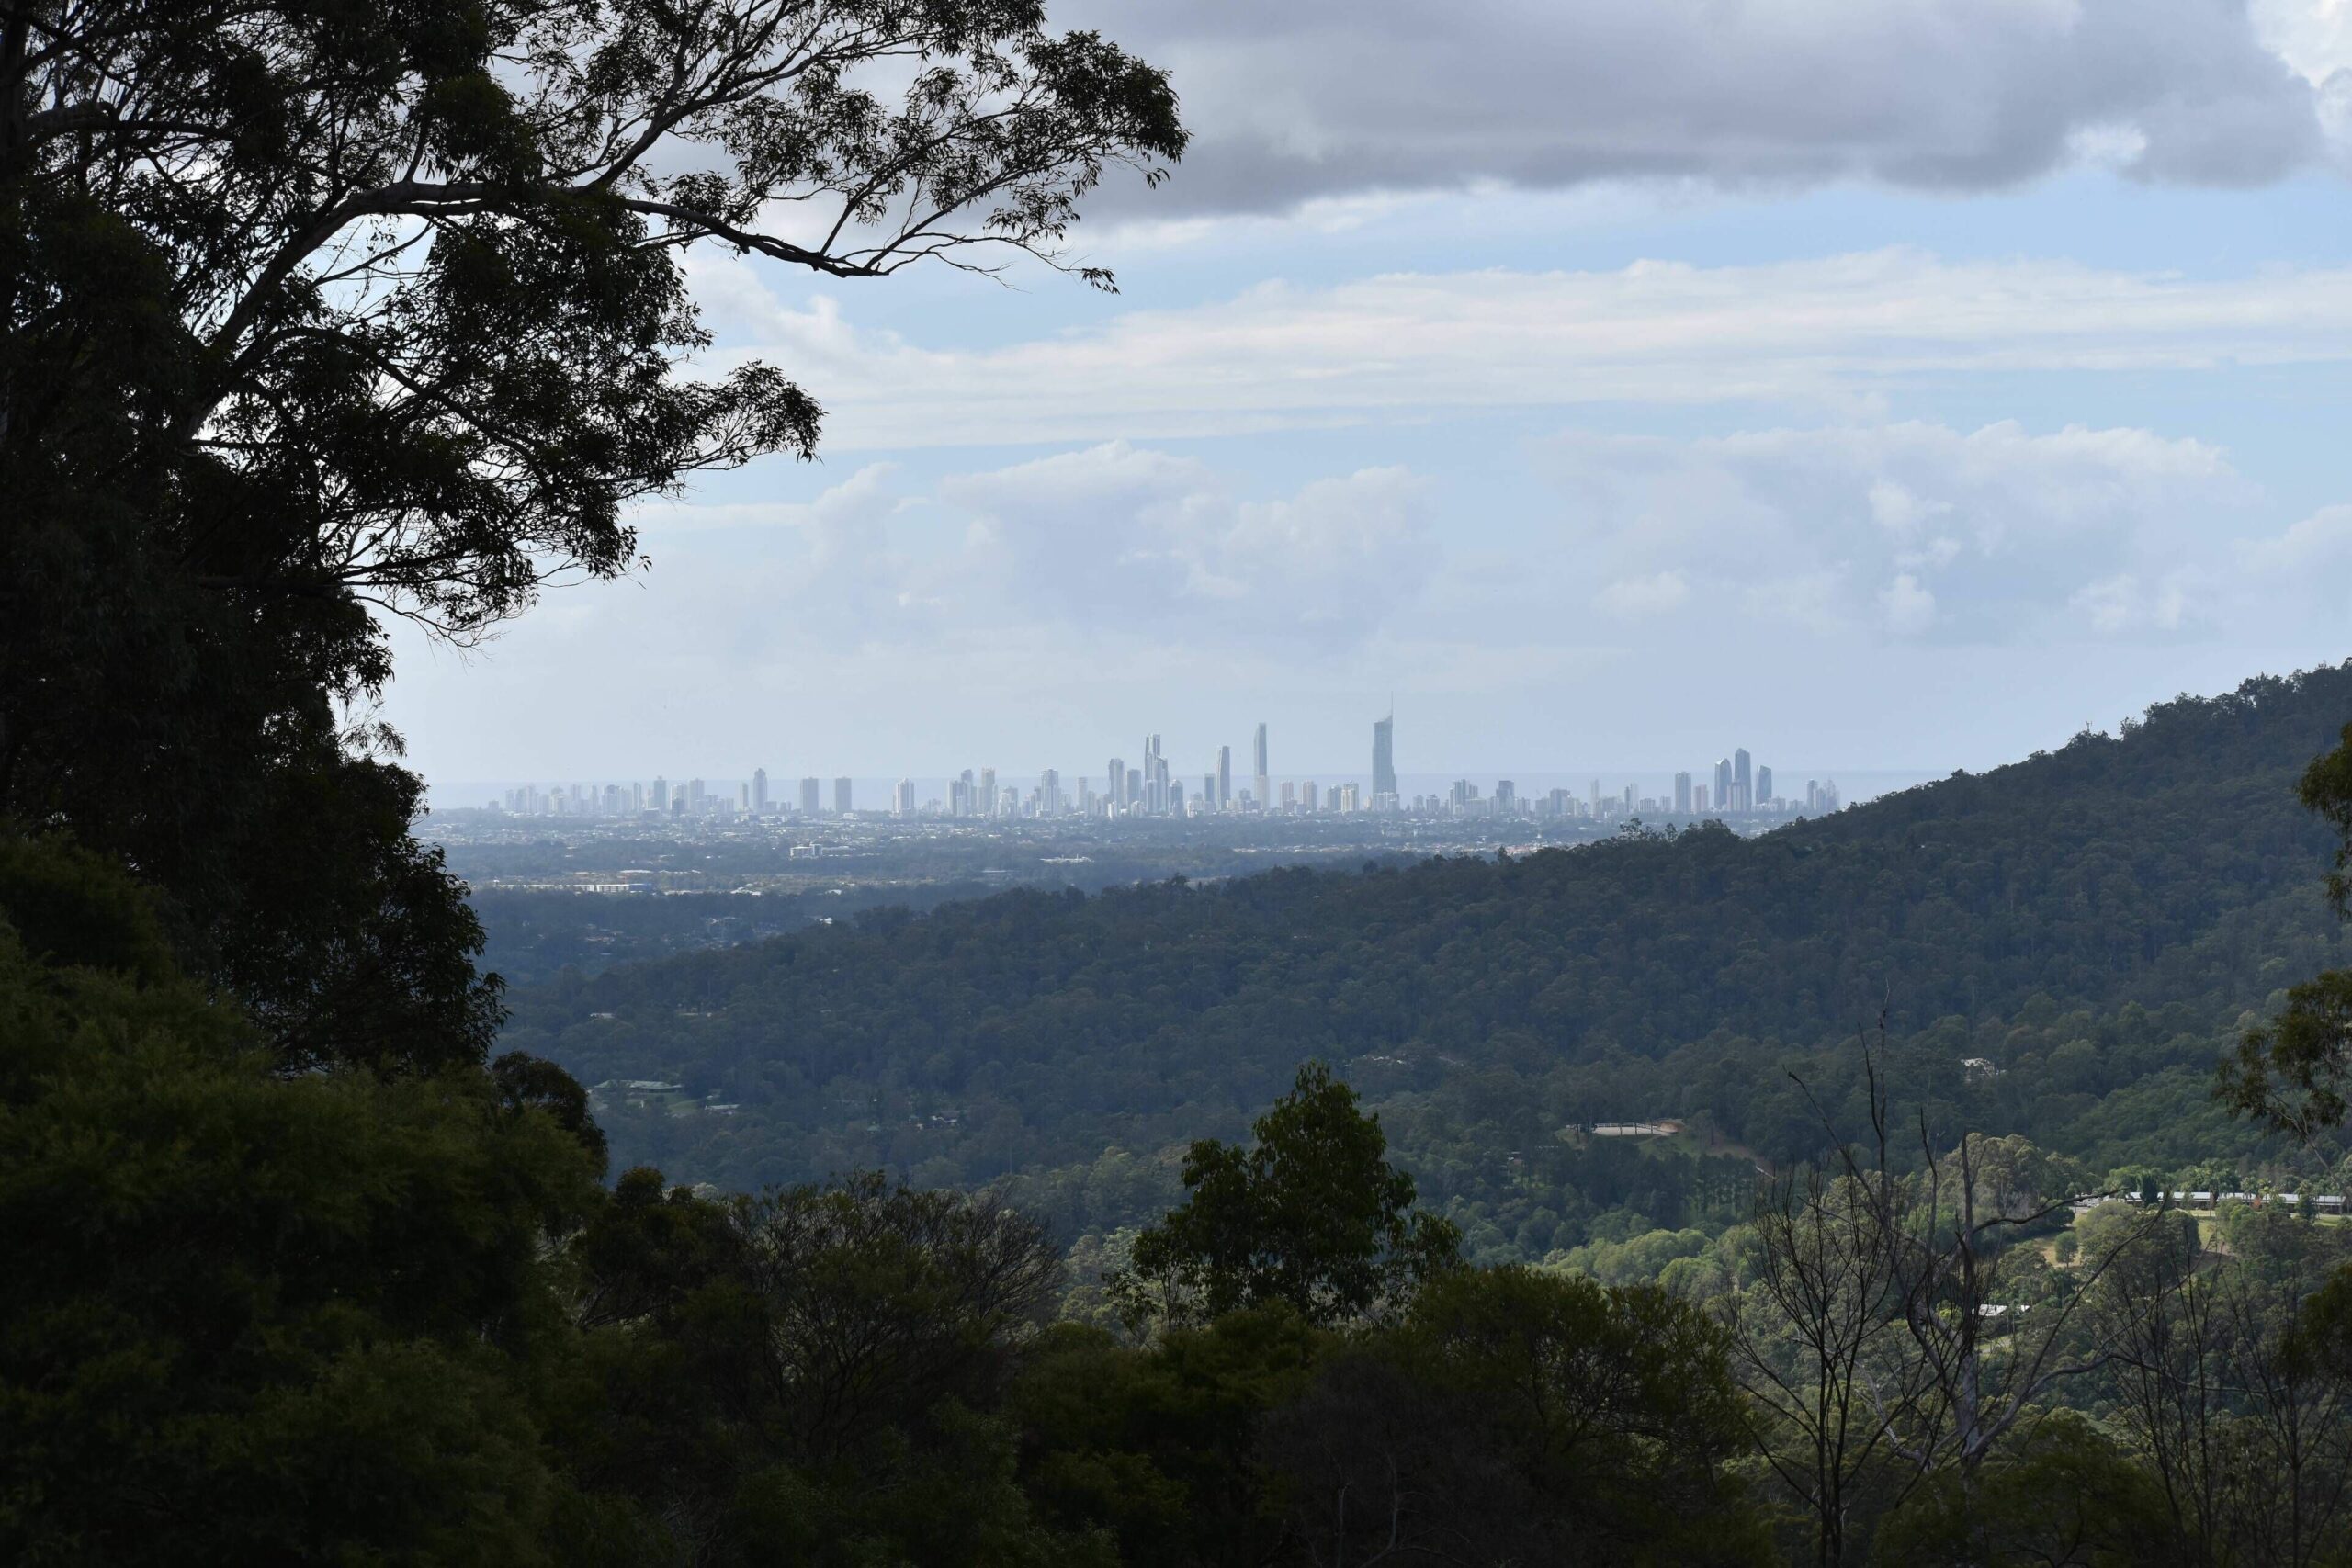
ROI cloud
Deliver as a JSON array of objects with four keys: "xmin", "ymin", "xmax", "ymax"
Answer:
[
  {"xmin": 2255, "ymin": 0, "xmax": 2352, "ymax": 83},
  {"xmin": 1539, "ymin": 420, "xmax": 2250, "ymax": 642},
  {"xmin": 1060, "ymin": 0, "xmax": 2327, "ymax": 217},
  {"xmin": 602, "ymin": 464, "xmax": 928, "ymax": 654},
  {"xmin": 1878, "ymin": 574, "xmax": 1939, "ymax": 636},
  {"xmin": 2068, "ymin": 572, "xmax": 2204, "ymax": 634},
  {"xmin": 2243, "ymin": 502, "xmax": 2352, "ymax": 573},
  {"xmin": 539, "ymin": 444, "xmax": 1437, "ymax": 665},
  {"xmin": 690, "ymin": 250, "xmax": 2352, "ymax": 449},
  {"xmin": 2237, "ymin": 504, "xmax": 2352, "ymax": 619},
  {"xmin": 1744, "ymin": 571, "xmax": 1850, "ymax": 635},
  {"xmin": 939, "ymin": 442, "xmax": 1435, "ymax": 647},
  {"xmin": 1596, "ymin": 570, "xmax": 1690, "ymax": 619}
]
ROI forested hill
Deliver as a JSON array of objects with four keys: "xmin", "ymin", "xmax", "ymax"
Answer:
[{"xmin": 505, "ymin": 666, "xmax": 2351, "ymax": 1195}]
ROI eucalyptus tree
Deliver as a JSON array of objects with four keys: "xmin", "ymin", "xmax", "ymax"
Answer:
[
  {"xmin": 0, "ymin": 0, "xmax": 1182, "ymax": 1065},
  {"xmin": 2222, "ymin": 719, "xmax": 2352, "ymax": 1136}
]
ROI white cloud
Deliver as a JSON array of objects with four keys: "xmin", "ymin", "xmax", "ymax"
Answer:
[
  {"xmin": 693, "ymin": 250, "xmax": 2352, "ymax": 449},
  {"xmin": 2254, "ymin": 0, "xmax": 2352, "ymax": 84},
  {"xmin": 1540, "ymin": 420, "xmax": 2249, "ymax": 642},
  {"xmin": 1869, "ymin": 479, "xmax": 1946, "ymax": 534},
  {"xmin": 2243, "ymin": 502, "xmax": 2352, "ymax": 572},
  {"xmin": 608, "ymin": 464, "xmax": 929, "ymax": 654},
  {"xmin": 562, "ymin": 445, "xmax": 1434, "ymax": 664},
  {"xmin": 1061, "ymin": 0, "xmax": 2328, "ymax": 217},
  {"xmin": 2067, "ymin": 572, "xmax": 2206, "ymax": 634},
  {"xmin": 1596, "ymin": 570, "xmax": 1690, "ymax": 619},
  {"xmin": 1878, "ymin": 574, "xmax": 1939, "ymax": 636},
  {"xmin": 1744, "ymin": 571, "xmax": 1850, "ymax": 635},
  {"xmin": 939, "ymin": 442, "xmax": 1435, "ymax": 647}
]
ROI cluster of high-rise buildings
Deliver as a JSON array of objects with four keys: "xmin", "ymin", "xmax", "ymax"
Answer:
[
  {"xmin": 1684, "ymin": 750, "xmax": 1843, "ymax": 817},
  {"xmin": 1091, "ymin": 722, "xmax": 1297, "ymax": 818},
  {"xmin": 486, "ymin": 716, "xmax": 1842, "ymax": 824},
  {"xmin": 1424, "ymin": 763, "xmax": 1839, "ymax": 822},
  {"xmin": 497, "ymin": 772, "xmax": 852, "ymax": 819}
]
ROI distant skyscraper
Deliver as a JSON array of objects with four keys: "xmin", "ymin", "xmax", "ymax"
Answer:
[
  {"xmin": 1713, "ymin": 757, "xmax": 1732, "ymax": 812},
  {"xmin": 1302, "ymin": 781, "xmax": 1318, "ymax": 813},
  {"xmin": 1756, "ymin": 763, "xmax": 1773, "ymax": 806},
  {"xmin": 752, "ymin": 768, "xmax": 768, "ymax": 813},
  {"xmin": 1108, "ymin": 758, "xmax": 1125, "ymax": 808},
  {"xmin": 799, "ymin": 776, "xmax": 820, "ymax": 815},
  {"xmin": 651, "ymin": 775, "xmax": 667, "ymax": 816},
  {"xmin": 892, "ymin": 777, "xmax": 914, "ymax": 817},
  {"xmin": 1496, "ymin": 780, "xmax": 1516, "ymax": 817},
  {"xmin": 1040, "ymin": 768, "xmax": 1063, "ymax": 816},
  {"xmin": 1253, "ymin": 722, "xmax": 1270, "ymax": 810},
  {"xmin": 1216, "ymin": 744, "xmax": 1231, "ymax": 810},
  {"xmin": 1202, "ymin": 773, "xmax": 1216, "ymax": 810},
  {"xmin": 1734, "ymin": 749, "xmax": 1751, "ymax": 812},
  {"xmin": 1373, "ymin": 709, "xmax": 1396, "ymax": 805},
  {"xmin": 1673, "ymin": 772, "xmax": 1692, "ymax": 814},
  {"xmin": 980, "ymin": 766, "xmax": 997, "ymax": 817},
  {"xmin": 833, "ymin": 776, "xmax": 852, "ymax": 814}
]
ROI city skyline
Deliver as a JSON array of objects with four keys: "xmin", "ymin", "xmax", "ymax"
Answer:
[{"xmin": 471, "ymin": 711, "xmax": 1850, "ymax": 822}]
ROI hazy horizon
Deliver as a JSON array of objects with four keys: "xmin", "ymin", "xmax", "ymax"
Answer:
[{"xmin": 419, "ymin": 767, "xmax": 1940, "ymax": 817}]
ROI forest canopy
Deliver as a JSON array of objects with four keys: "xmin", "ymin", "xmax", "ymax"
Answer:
[{"xmin": 510, "ymin": 664, "xmax": 2352, "ymax": 1245}]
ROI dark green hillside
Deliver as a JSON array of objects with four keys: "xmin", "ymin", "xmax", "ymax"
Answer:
[{"xmin": 504, "ymin": 667, "xmax": 2352, "ymax": 1212}]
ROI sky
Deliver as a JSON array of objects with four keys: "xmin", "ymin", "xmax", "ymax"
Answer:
[{"xmin": 388, "ymin": 0, "xmax": 2352, "ymax": 791}]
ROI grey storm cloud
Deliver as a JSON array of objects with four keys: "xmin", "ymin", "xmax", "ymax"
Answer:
[{"xmin": 1062, "ymin": 0, "xmax": 2330, "ymax": 213}]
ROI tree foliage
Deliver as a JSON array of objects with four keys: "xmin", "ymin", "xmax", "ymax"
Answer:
[
  {"xmin": 1115, "ymin": 1061, "xmax": 1461, "ymax": 1329},
  {"xmin": 1264, "ymin": 1266, "xmax": 1769, "ymax": 1566},
  {"xmin": 2222, "ymin": 719, "xmax": 2352, "ymax": 1139},
  {"xmin": 0, "ymin": 0, "xmax": 1182, "ymax": 1068},
  {"xmin": 0, "ymin": 834, "xmax": 601, "ymax": 1564},
  {"xmin": 512, "ymin": 666, "xmax": 2352, "ymax": 1237}
]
